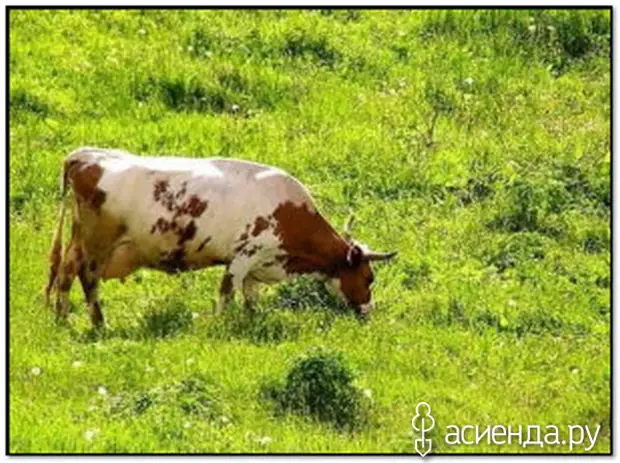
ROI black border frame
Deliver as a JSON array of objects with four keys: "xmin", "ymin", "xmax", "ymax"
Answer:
[{"xmin": 5, "ymin": 5, "xmax": 614, "ymax": 456}]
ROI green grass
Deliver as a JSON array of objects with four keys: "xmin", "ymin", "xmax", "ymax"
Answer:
[{"xmin": 9, "ymin": 9, "xmax": 610, "ymax": 454}]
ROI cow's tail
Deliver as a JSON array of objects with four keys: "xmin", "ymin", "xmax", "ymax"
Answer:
[{"xmin": 44, "ymin": 162, "xmax": 70, "ymax": 306}]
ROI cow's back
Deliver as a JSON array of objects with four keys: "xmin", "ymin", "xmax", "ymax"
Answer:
[{"xmin": 66, "ymin": 147, "xmax": 318, "ymax": 269}]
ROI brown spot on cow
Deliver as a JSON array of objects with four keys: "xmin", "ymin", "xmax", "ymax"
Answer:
[
  {"xmin": 159, "ymin": 248, "xmax": 187, "ymax": 273},
  {"xmin": 185, "ymin": 195, "xmax": 208, "ymax": 217},
  {"xmin": 177, "ymin": 221, "xmax": 197, "ymax": 246},
  {"xmin": 243, "ymin": 244, "xmax": 262, "ymax": 257},
  {"xmin": 252, "ymin": 216, "xmax": 270, "ymax": 237},
  {"xmin": 271, "ymin": 201, "xmax": 382, "ymax": 311},
  {"xmin": 67, "ymin": 161, "xmax": 107, "ymax": 212},
  {"xmin": 154, "ymin": 180, "xmax": 208, "ymax": 220},
  {"xmin": 153, "ymin": 180, "xmax": 169, "ymax": 202},
  {"xmin": 234, "ymin": 240, "xmax": 249, "ymax": 254},
  {"xmin": 220, "ymin": 272, "xmax": 233, "ymax": 295},
  {"xmin": 175, "ymin": 181, "xmax": 188, "ymax": 199},
  {"xmin": 197, "ymin": 236, "xmax": 212, "ymax": 252},
  {"xmin": 153, "ymin": 179, "xmax": 176, "ymax": 211},
  {"xmin": 272, "ymin": 201, "xmax": 349, "ymax": 275},
  {"xmin": 151, "ymin": 217, "xmax": 170, "ymax": 234}
]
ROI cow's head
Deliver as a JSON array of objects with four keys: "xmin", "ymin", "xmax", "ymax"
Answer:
[{"xmin": 325, "ymin": 216, "xmax": 397, "ymax": 319}]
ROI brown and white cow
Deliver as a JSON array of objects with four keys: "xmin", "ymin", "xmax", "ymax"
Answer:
[{"xmin": 45, "ymin": 147, "xmax": 397, "ymax": 328}]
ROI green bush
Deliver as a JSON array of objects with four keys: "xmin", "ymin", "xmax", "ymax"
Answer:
[{"xmin": 262, "ymin": 349, "xmax": 370, "ymax": 430}]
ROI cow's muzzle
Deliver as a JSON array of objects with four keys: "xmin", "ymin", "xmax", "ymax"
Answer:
[{"xmin": 356, "ymin": 301, "xmax": 374, "ymax": 322}]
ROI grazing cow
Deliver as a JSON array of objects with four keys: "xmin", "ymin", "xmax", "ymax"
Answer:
[{"xmin": 45, "ymin": 147, "xmax": 397, "ymax": 328}]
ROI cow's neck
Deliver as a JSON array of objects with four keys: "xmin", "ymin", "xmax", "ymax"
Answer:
[{"xmin": 272, "ymin": 201, "xmax": 350, "ymax": 276}]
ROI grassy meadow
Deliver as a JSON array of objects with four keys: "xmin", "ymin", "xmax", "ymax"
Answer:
[{"xmin": 8, "ymin": 9, "xmax": 611, "ymax": 454}]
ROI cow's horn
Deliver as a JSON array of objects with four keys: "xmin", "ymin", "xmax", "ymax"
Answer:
[{"xmin": 363, "ymin": 250, "xmax": 398, "ymax": 262}]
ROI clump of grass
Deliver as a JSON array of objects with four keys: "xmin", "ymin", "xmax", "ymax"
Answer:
[
  {"xmin": 429, "ymin": 298, "xmax": 590, "ymax": 337},
  {"xmin": 10, "ymin": 88, "xmax": 51, "ymax": 119},
  {"xmin": 108, "ymin": 374, "xmax": 230, "ymax": 422},
  {"xmin": 556, "ymin": 162, "xmax": 610, "ymax": 211},
  {"xmin": 482, "ymin": 232, "xmax": 546, "ymax": 273},
  {"xmin": 488, "ymin": 180, "xmax": 546, "ymax": 233},
  {"xmin": 208, "ymin": 308, "xmax": 301, "ymax": 344},
  {"xmin": 282, "ymin": 31, "xmax": 341, "ymax": 68},
  {"xmin": 159, "ymin": 76, "xmax": 228, "ymax": 114},
  {"xmin": 176, "ymin": 375, "xmax": 227, "ymax": 420},
  {"xmin": 131, "ymin": 75, "xmax": 229, "ymax": 113},
  {"xmin": 401, "ymin": 261, "xmax": 432, "ymax": 289},
  {"xmin": 261, "ymin": 349, "xmax": 370, "ymax": 430},
  {"xmin": 581, "ymin": 228, "xmax": 609, "ymax": 254},
  {"xmin": 275, "ymin": 275, "xmax": 344, "ymax": 312},
  {"xmin": 140, "ymin": 300, "xmax": 193, "ymax": 339}
]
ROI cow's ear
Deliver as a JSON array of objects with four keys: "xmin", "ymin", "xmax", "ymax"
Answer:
[{"xmin": 346, "ymin": 245, "xmax": 363, "ymax": 267}]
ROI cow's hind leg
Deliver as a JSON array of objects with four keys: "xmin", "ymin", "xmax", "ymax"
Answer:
[
  {"xmin": 78, "ymin": 260, "xmax": 104, "ymax": 329},
  {"xmin": 44, "ymin": 238, "xmax": 62, "ymax": 307},
  {"xmin": 54, "ymin": 232, "xmax": 84, "ymax": 320}
]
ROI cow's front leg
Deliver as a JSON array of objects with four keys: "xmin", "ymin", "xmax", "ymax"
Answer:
[
  {"xmin": 216, "ymin": 268, "xmax": 245, "ymax": 315},
  {"xmin": 242, "ymin": 276, "xmax": 261, "ymax": 311}
]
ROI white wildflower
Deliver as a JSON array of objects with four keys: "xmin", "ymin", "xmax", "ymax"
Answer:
[
  {"xmin": 84, "ymin": 429, "xmax": 99, "ymax": 441},
  {"xmin": 256, "ymin": 436, "xmax": 272, "ymax": 446}
]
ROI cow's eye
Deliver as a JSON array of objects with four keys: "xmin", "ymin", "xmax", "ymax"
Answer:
[{"xmin": 367, "ymin": 275, "xmax": 375, "ymax": 285}]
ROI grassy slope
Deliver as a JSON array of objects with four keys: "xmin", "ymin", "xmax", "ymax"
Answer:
[{"xmin": 9, "ymin": 9, "xmax": 610, "ymax": 453}]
